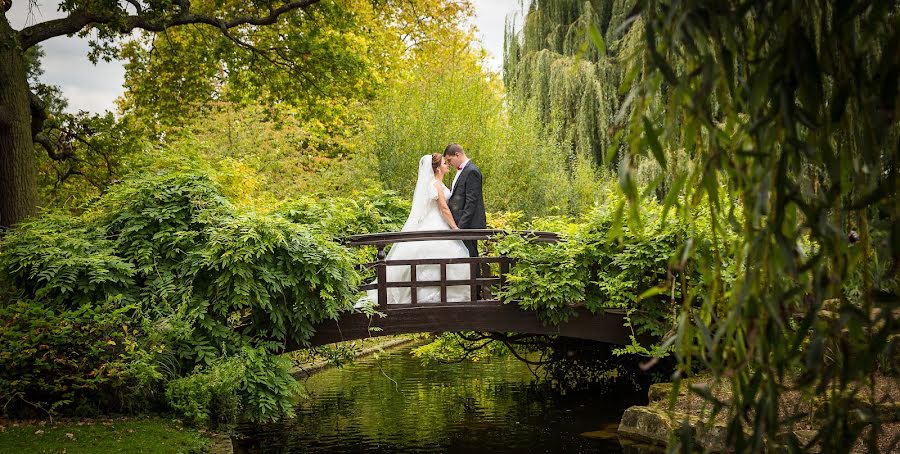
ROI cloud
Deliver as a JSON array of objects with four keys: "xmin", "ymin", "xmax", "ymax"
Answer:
[
  {"xmin": 467, "ymin": 0, "xmax": 525, "ymax": 73},
  {"xmin": 7, "ymin": 1, "xmax": 125, "ymax": 114},
  {"xmin": 6, "ymin": 0, "xmax": 525, "ymax": 114}
]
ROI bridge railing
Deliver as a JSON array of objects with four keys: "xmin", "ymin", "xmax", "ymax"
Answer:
[{"xmin": 350, "ymin": 229, "xmax": 559, "ymax": 307}]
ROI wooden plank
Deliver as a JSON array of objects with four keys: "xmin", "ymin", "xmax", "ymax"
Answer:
[
  {"xmin": 410, "ymin": 264, "xmax": 417, "ymax": 305},
  {"xmin": 440, "ymin": 262, "xmax": 447, "ymax": 304},
  {"xmin": 499, "ymin": 256, "xmax": 509, "ymax": 288},
  {"xmin": 382, "ymin": 277, "xmax": 500, "ymax": 288},
  {"xmin": 349, "ymin": 229, "xmax": 560, "ymax": 246},
  {"xmin": 299, "ymin": 306, "xmax": 653, "ymax": 349},
  {"xmin": 470, "ymin": 261, "xmax": 478, "ymax": 302},
  {"xmin": 365, "ymin": 257, "xmax": 501, "ymax": 266},
  {"xmin": 481, "ymin": 263, "xmax": 493, "ymax": 300},
  {"xmin": 376, "ymin": 246, "xmax": 387, "ymax": 308}
]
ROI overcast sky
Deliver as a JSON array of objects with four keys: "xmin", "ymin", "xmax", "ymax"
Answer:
[{"xmin": 6, "ymin": 1, "xmax": 525, "ymax": 114}]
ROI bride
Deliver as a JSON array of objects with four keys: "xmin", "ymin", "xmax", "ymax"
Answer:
[{"xmin": 360, "ymin": 153, "xmax": 471, "ymax": 306}]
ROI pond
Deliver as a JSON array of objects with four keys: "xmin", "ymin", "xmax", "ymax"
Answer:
[{"xmin": 235, "ymin": 340, "xmax": 659, "ymax": 453}]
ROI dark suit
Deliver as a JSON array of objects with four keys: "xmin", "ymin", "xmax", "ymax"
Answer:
[{"xmin": 447, "ymin": 161, "xmax": 486, "ymax": 257}]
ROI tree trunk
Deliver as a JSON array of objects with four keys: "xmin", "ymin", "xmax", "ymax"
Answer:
[{"xmin": 0, "ymin": 15, "xmax": 37, "ymax": 229}]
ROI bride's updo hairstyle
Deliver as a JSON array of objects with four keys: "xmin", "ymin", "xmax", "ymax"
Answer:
[{"xmin": 431, "ymin": 153, "xmax": 443, "ymax": 173}]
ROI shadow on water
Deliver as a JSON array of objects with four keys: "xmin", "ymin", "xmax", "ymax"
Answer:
[{"xmin": 234, "ymin": 341, "xmax": 662, "ymax": 453}]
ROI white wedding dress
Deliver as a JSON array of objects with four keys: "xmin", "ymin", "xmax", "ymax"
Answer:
[{"xmin": 359, "ymin": 155, "xmax": 471, "ymax": 306}]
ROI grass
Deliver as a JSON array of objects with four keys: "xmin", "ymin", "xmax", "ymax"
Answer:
[{"xmin": 0, "ymin": 417, "xmax": 209, "ymax": 454}]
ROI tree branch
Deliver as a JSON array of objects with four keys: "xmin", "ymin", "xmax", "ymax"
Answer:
[
  {"xmin": 34, "ymin": 132, "xmax": 74, "ymax": 161},
  {"xmin": 18, "ymin": 0, "xmax": 321, "ymax": 50},
  {"xmin": 214, "ymin": 25, "xmax": 327, "ymax": 96},
  {"xmin": 29, "ymin": 91, "xmax": 47, "ymax": 137},
  {"xmin": 28, "ymin": 91, "xmax": 73, "ymax": 161},
  {"xmin": 124, "ymin": 0, "xmax": 143, "ymax": 15}
]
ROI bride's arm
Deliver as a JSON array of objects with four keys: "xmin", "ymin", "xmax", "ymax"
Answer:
[{"xmin": 433, "ymin": 181, "xmax": 459, "ymax": 229}]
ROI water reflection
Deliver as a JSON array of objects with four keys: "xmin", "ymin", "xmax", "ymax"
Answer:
[{"xmin": 236, "ymin": 341, "xmax": 657, "ymax": 453}]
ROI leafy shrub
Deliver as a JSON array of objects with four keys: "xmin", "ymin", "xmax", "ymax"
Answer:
[
  {"xmin": 0, "ymin": 215, "xmax": 135, "ymax": 307},
  {"xmin": 498, "ymin": 235, "xmax": 588, "ymax": 324},
  {"xmin": 278, "ymin": 188, "xmax": 409, "ymax": 238},
  {"xmin": 165, "ymin": 355, "xmax": 244, "ymax": 428},
  {"xmin": 0, "ymin": 171, "xmax": 360, "ymax": 423},
  {"xmin": 0, "ymin": 300, "xmax": 161, "ymax": 417},
  {"xmin": 497, "ymin": 192, "xmax": 720, "ymax": 347},
  {"xmin": 166, "ymin": 347, "xmax": 302, "ymax": 428}
]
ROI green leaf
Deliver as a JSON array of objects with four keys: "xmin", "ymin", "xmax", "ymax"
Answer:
[
  {"xmin": 587, "ymin": 25, "xmax": 606, "ymax": 56},
  {"xmin": 637, "ymin": 286, "xmax": 666, "ymax": 301},
  {"xmin": 642, "ymin": 116, "xmax": 667, "ymax": 170}
]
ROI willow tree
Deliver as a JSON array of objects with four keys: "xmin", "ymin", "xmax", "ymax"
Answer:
[
  {"xmin": 503, "ymin": 0, "xmax": 642, "ymax": 168},
  {"xmin": 621, "ymin": 0, "xmax": 899, "ymax": 451},
  {"xmin": 0, "ymin": 0, "xmax": 339, "ymax": 228}
]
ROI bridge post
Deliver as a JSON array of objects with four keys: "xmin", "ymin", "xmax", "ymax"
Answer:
[
  {"xmin": 440, "ymin": 263, "xmax": 447, "ymax": 303},
  {"xmin": 376, "ymin": 246, "xmax": 387, "ymax": 308},
  {"xmin": 469, "ymin": 261, "xmax": 478, "ymax": 302},
  {"xmin": 499, "ymin": 254, "xmax": 509, "ymax": 288},
  {"xmin": 410, "ymin": 263, "xmax": 417, "ymax": 305}
]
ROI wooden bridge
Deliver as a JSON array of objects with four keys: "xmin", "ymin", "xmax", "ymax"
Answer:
[{"xmin": 299, "ymin": 230, "xmax": 640, "ymax": 348}]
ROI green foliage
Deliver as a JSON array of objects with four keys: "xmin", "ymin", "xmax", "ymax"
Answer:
[
  {"xmin": 277, "ymin": 189, "xmax": 410, "ymax": 281},
  {"xmin": 137, "ymin": 103, "xmax": 383, "ymax": 205},
  {"xmin": 0, "ymin": 300, "xmax": 162, "ymax": 417},
  {"xmin": 497, "ymin": 187, "xmax": 717, "ymax": 343},
  {"xmin": 617, "ymin": 0, "xmax": 900, "ymax": 451},
  {"xmin": 505, "ymin": 0, "xmax": 641, "ymax": 168},
  {"xmin": 0, "ymin": 215, "xmax": 135, "ymax": 307},
  {"xmin": 36, "ymin": 112, "xmax": 147, "ymax": 210},
  {"xmin": 367, "ymin": 54, "xmax": 577, "ymax": 217},
  {"xmin": 119, "ymin": 0, "xmax": 379, "ymax": 133},
  {"xmin": 118, "ymin": 0, "xmax": 474, "ymax": 156},
  {"xmin": 165, "ymin": 348, "xmax": 300, "ymax": 428},
  {"xmin": 499, "ymin": 235, "xmax": 587, "ymax": 324},
  {"xmin": 235, "ymin": 348, "xmax": 303, "ymax": 424},
  {"xmin": 277, "ymin": 189, "xmax": 410, "ymax": 238},
  {"xmin": 0, "ymin": 171, "xmax": 360, "ymax": 423}
]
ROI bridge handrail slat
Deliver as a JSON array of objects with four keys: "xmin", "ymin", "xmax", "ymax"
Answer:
[
  {"xmin": 359, "ymin": 277, "xmax": 500, "ymax": 291},
  {"xmin": 362, "ymin": 257, "xmax": 503, "ymax": 267},
  {"xmin": 349, "ymin": 229, "xmax": 559, "ymax": 246}
]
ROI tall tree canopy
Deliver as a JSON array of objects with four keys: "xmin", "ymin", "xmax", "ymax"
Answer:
[
  {"xmin": 503, "ymin": 0, "xmax": 641, "ymax": 168},
  {"xmin": 119, "ymin": 0, "xmax": 472, "ymax": 136},
  {"xmin": 109, "ymin": 0, "xmax": 476, "ymax": 206},
  {"xmin": 0, "ymin": 0, "xmax": 380, "ymax": 228}
]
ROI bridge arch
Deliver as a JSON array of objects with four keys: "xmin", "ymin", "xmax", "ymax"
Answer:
[
  {"xmin": 289, "ymin": 230, "xmax": 645, "ymax": 350},
  {"xmin": 299, "ymin": 304, "xmax": 635, "ymax": 349}
]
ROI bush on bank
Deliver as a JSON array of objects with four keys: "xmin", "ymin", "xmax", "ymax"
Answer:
[
  {"xmin": 496, "ymin": 185, "xmax": 724, "ymax": 353},
  {"xmin": 0, "ymin": 172, "xmax": 365, "ymax": 425}
]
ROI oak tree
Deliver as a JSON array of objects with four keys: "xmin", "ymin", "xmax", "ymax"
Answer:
[{"xmin": 0, "ymin": 0, "xmax": 326, "ymax": 227}]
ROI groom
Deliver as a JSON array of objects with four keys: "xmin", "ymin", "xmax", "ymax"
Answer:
[{"xmin": 444, "ymin": 143, "xmax": 486, "ymax": 257}]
